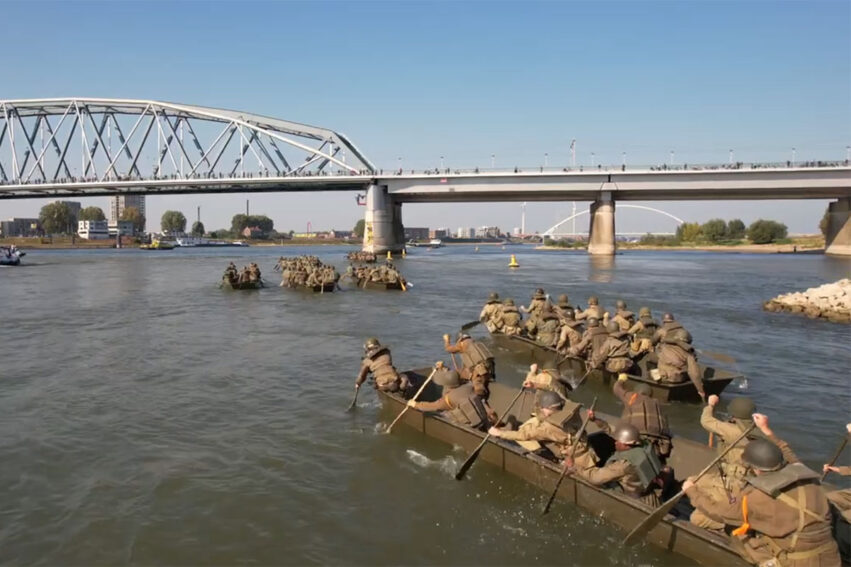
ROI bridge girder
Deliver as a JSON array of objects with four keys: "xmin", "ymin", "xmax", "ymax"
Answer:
[{"xmin": 0, "ymin": 98, "xmax": 376, "ymax": 194}]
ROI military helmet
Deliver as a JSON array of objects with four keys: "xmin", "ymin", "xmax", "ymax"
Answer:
[
  {"xmin": 588, "ymin": 295, "xmax": 599, "ymax": 305},
  {"xmin": 433, "ymin": 369, "xmax": 461, "ymax": 388},
  {"xmin": 539, "ymin": 390, "xmax": 565, "ymax": 411},
  {"xmin": 533, "ymin": 288, "xmax": 546, "ymax": 299},
  {"xmin": 504, "ymin": 298, "xmax": 515, "ymax": 306},
  {"xmin": 487, "ymin": 291, "xmax": 500, "ymax": 302},
  {"xmin": 633, "ymin": 383, "xmax": 652, "ymax": 396},
  {"xmin": 606, "ymin": 321, "xmax": 620, "ymax": 333},
  {"xmin": 457, "ymin": 332, "xmax": 471, "ymax": 341},
  {"xmin": 616, "ymin": 299, "xmax": 627, "ymax": 309},
  {"xmin": 727, "ymin": 397, "xmax": 756, "ymax": 420},
  {"xmin": 364, "ymin": 337, "xmax": 381, "ymax": 352},
  {"xmin": 639, "ymin": 307, "xmax": 651, "ymax": 318},
  {"xmin": 557, "ymin": 293, "xmax": 570, "ymax": 307},
  {"xmin": 587, "ymin": 317, "xmax": 599, "ymax": 327},
  {"xmin": 662, "ymin": 312, "xmax": 675, "ymax": 323},
  {"xmin": 742, "ymin": 439, "xmax": 784, "ymax": 472},
  {"xmin": 613, "ymin": 423, "xmax": 641, "ymax": 446}
]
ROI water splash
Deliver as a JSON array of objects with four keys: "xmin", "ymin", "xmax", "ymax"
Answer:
[{"xmin": 406, "ymin": 449, "xmax": 460, "ymax": 476}]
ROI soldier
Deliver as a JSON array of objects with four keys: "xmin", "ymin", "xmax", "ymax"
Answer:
[
  {"xmin": 651, "ymin": 327, "xmax": 705, "ymax": 398},
  {"xmin": 569, "ymin": 317, "xmax": 609, "ymax": 360},
  {"xmin": 823, "ymin": 423, "xmax": 851, "ymax": 523},
  {"xmin": 522, "ymin": 363, "xmax": 571, "ymax": 402},
  {"xmin": 488, "ymin": 391, "xmax": 597, "ymax": 469},
  {"xmin": 590, "ymin": 321, "xmax": 634, "ymax": 374},
  {"xmin": 611, "ymin": 299, "xmax": 635, "ymax": 331},
  {"xmin": 628, "ymin": 306, "xmax": 659, "ymax": 356},
  {"xmin": 527, "ymin": 306, "xmax": 560, "ymax": 347},
  {"xmin": 575, "ymin": 295, "xmax": 605, "ymax": 321},
  {"xmin": 553, "ymin": 294, "xmax": 574, "ymax": 323},
  {"xmin": 652, "ymin": 312, "xmax": 689, "ymax": 346},
  {"xmin": 521, "ymin": 288, "xmax": 548, "ymax": 324},
  {"xmin": 479, "ymin": 292, "xmax": 503, "ymax": 333},
  {"xmin": 495, "ymin": 298, "xmax": 523, "ymax": 335},
  {"xmin": 443, "ymin": 332, "xmax": 495, "ymax": 397},
  {"xmin": 612, "ymin": 374, "xmax": 672, "ymax": 461},
  {"xmin": 566, "ymin": 422, "xmax": 664, "ymax": 506},
  {"xmin": 684, "ymin": 414, "xmax": 840, "ymax": 567},
  {"xmin": 556, "ymin": 308, "xmax": 584, "ymax": 354},
  {"xmin": 690, "ymin": 395, "xmax": 761, "ymax": 530},
  {"xmin": 406, "ymin": 367, "xmax": 492, "ymax": 430},
  {"xmin": 355, "ymin": 338, "xmax": 410, "ymax": 394}
]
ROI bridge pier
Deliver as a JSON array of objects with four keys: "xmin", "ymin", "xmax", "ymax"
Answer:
[
  {"xmin": 825, "ymin": 197, "xmax": 851, "ymax": 256},
  {"xmin": 587, "ymin": 193, "xmax": 616, "ymax": 256},
  {"xmin": 362, "ymin": 184, "xmax": 405, "ymax": 253}
]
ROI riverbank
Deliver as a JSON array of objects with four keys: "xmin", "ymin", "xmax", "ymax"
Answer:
[{"xmin": 536, "ymin": 236, "xmax": 826, "ymax": 254}]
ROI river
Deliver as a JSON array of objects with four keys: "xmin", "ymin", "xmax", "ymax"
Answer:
[{"xmin": 0, "ymin": 245, "xmax": 848, "ymax": 565}]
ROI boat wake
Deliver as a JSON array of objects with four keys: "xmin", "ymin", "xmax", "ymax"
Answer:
[{"xmin": 406, "ymin": 449, "xmax": 460, "ymax": 476}]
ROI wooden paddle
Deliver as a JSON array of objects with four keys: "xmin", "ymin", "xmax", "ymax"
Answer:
[
  {"xmin": 346, "ymin": 385, "xmax": 360, "ymax": 412},
  {"xmin": 399, "ymin": 278, "xmax": 407, "ymax": 292},
  {"xmin": 571, "ymin": 363, "xmax": 595, "ymax": 389},
  {"xmin": 698, "ymin": 350, "xmax": 737, "ymax": 366},
  {"xmin": 623, "ymin": 423, "xmax": 756, "ymax": 546},
  {"xmin": 820, "ymin": 433, "xmax": 849, "ymax": 482},
  {"xmin": 455, "ymin": 387, "xmax": 527, "ymax": 481},
  {"xmin": 386, "ymin": 368, "xmax": 437, "ymax": 433},
  {"xmin": 460, "ymin": 320, "xmax": 482, "ymax": 331},
  {"xmin": 541, "ymin": 396, "xmax": 598, "ymax": 515}
]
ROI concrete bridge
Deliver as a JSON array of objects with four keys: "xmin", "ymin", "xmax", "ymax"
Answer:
[{"xmin": 1, "ymin": 98, "xmax": 850, "ymax": 255}]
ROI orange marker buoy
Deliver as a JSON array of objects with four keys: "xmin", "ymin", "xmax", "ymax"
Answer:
[{"xmin": 508, "ymin": 254, "xmax": 519, "ymax": 268}]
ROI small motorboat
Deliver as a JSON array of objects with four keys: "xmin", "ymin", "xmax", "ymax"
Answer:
[{"xmin": 0, "ymin": 245, "xmax": 25, "ymax": 266}]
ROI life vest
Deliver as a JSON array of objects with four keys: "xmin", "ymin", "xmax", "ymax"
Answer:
[
  {"xmin": 445, "ymin": 383, "xmax": 489, "ymax": 429},
  {"xmin": 621, "ymin": 394, "xmax": 670, "ymax": 439},
  {"xmin": 365, "ymin": 348, "xmax": 399, "ymax": 385},
  {"xmin": 635, "ymin": 316, "xmax": 658, "ymax": 339},
  {"xmin": 460, "ymin": 339, "xmax": 494, "ymax": 373},
  {"xmin": 606, "ymin": 443, "xmax": 663, "ymax": 493}
]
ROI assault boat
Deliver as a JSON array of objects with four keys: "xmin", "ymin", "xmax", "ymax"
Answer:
[
  {"xmin": 380, "ymin": 374, "xmax": 749, "ymax": 566},
  {"xmin": 353, "ymin": 278, "xmax": 407, "ymax": 291},
  {"xmin": 0, "ymin": 246, "xmax": 25, "ymax": 266},
  {"xmin": 221, "ymin": 277, "xmax": 264, "ymax": 290},
  {"xmin": 491, "ymin": 333, "xmax": 739, "ymax": 403}
]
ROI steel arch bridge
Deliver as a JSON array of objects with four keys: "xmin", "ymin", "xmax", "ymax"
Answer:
[
  {"xmin": 543, "ymin": 204, "xmax": 686, "ymax": 236},
  {"xmin": 0, "ymin": 98, "xmax": 375, "ymax": 197}
]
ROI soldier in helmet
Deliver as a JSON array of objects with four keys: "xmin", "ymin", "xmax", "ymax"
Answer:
[
  {"xmin": 495, "ymin": 298, "xmax": 523, "ymax": 335},
  {"xmin": 355, "ymin": 338, "xmax": 410, "ymax": 394},
  {"xmin": 590, "ymin": 321, "xmax": 634, "ymax": 374},
  {"xmin": 628, "ymin": 306, "xmax": 659, "ymax": 357},
  {"xmin": 569, "ymin": 317, "xmax": 609, "ymax": 360},
  {"xmin": 575, "ymin": 295, "xmax": 605, "ymax": 321},
  {"xmin": 526, "ymin": 306, "xmax": 560, "ymax": 347},
  {"xmin": 689, "ymin": 395, "xmax": 761, "ymax": 530},
  {"xmin": 612, "ymin": 374, "xmax": 672, "ymax": 461},
  {"xmin": 488, "ymin": 391, "xmax": 597, "ymax": 469},
  {"xmin": 521, "ymin": 288, "xmax": 548, "ymax": 327},
  {"xmin": 684, "ymin": 414, "xmax": 840, "ymax": 567},
  {"xmin": 479, "ymin": 292, "xmax": 503, "ymax": 333},
  {"xmin": 611, "ymin": 299, "xmax": 635, "ymax": 331},
  {"xmin": 556, "ymin": 308, "xmax": 584, "ymax": 354},
  {"xmin": 566, "ymin": 421, "xmax": 664, "ymax": 506},
  {"xmin": 443, "ymin": 332, "xmax": 495, "ymax": 398},
  {"xmin": 522, "ymin": 363, "xmax": 571, "ymax": 403},
  {"xmin": 553, "ymin": 293, "xmax": 574, "ymax": 324},
  {"xmin": 407, "ymin": 364, "xmax": 493, "ymax": 430},
  {"xmin": 652, "ymin": 312, "xmax": 689, "ymax": 346},
  {"xmin": 650, "ymin": 327, "xmax": 705, "ymax": 398}
]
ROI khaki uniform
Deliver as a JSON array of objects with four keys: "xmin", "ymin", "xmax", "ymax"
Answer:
[
  {"xmin": 445, "ymin": 338, "xmax": 494, "ymax": 397},
  {"xmin": 575, "ymin": 304, "xmax": 605, "ymax": 321},
  {"xmin": 570, "ymin": 326, "xmax": 609, "ymax": 359},
  {"xmin": 356, "ymin": 348, "xmax": 406, "ymax": 392},
  {"xmin": 496, "ymin": 306, "xmax": 523, "ymax": 335},
  {"xmin": 553, "ymin": 303, "xmax": 574, "ymax": 324},
  {"xmin": 415, "ymin": 382, "xmax": 489, "ymax": 429},
  {"xmin": 498, "ymin": 413, "xmax": 597, "ymax": 470},
  {"xmin": 574, "ymin": 443, "xmax": 662, "ymax": 506},
  {"xmin": 612, "ymin": 309, "xmax": 636, "ymax": 331},
  {"xmin": 523, "ymin": 297, "xmax": 548, "ymax": 324},
  {"xmin": 686, "ymin": 435, "xmax": 839, "ymax": 567},
  {"xmin": 528, "ymin": 314, "xmax": 560, "ymax": 347},
  {"xmin": 524, "ymin": 369, "xmax": 570, "ymax": 402},
  {"xmin": 652, "ymin": 320, "xmax": 686, "ymax": 345},
  {"xmin": 654, "ymin": 340, "xmax": 705, "ymax": 396},
  {"xmin": 613, "ymin": 381, "xmax": 671, "ymax": 459},
  {"xmin": 556, "ymin": 321, "xmax": 584, "ymax": 353},
  {"xmin": 590, "ymin": 332, "xmax": 634, "ymax": 373},
  {"xmin": 628, "ymin": 316, "xmax": 659, "ymax": 355},
  {"xmin": 479, "ymin": 302, "xmax": 503, "ymax": 333},
  {"xmin": 826, "ymin": 465, "xmax": 851, "ymax": 522}
]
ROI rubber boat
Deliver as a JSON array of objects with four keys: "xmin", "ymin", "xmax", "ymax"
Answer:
[{"xmin": 0, "ymin": 246, "xmax": 25, "ymax": 266}]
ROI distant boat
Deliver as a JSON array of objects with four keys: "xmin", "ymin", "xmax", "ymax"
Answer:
[
  {"xmin": 140, "ymin": 239, "xmax": 175, "ymax": 250},
  {"xmin": 0, "ymin": 246, "xmax": 25, "ymax": 266},
  {"xmin": 175, "ymin": 236, "xmax": 249, "ymax": 247},
  {"xmin": 407, "ymin": 238, "xmax": 443, "ymax": 249}
]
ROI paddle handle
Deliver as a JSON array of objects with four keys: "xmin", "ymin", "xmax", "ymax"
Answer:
[
  {"xmin": 623, "ymin": 423, "xmax": 756, "ymax": 546},
  {"xmin": 542, "ymin": 396, "xmax": 598, "ymax": 515},
  {"xmin": 386, "ymin": 368, "xmax": 437, "ymax": 433},
  {"xmin": 455, "ymin": 387, "xmax": 526, "ymax": 481},
  {"xmin": 347, "ymin": 385, "xmax": 360, "ymax": 411},
  {"xmin": 821, "ymin": 435, "xmax": 849, "ymax": 482}
]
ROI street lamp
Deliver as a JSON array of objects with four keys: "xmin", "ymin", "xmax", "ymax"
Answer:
[
  {"xmin": 670, "ymin": 150, "xmax": 674, "ymax": 167},
  {"xmin": 544, "ymin": 152, "xmax": 548, "ymax": 167},
  {"xmin": 491, "ymin": 154, "xmax": 495, "ymax": 168},
  {"xmin": 398, "ymin": 157, "xmax": 402, "ymax": 172},
  {"xmin": 622, "ymin": 152, "xmax": 626, "ymax": 167},
  {"xmin": 791, "ymin": 147, "xmax": 796, "ymax": 166},
  {"xmin": 440, "ymin": 156, "xmax": 444, "ymax": 169},
  {"xmin": 591, "ymin": 152, "xmax": 595, "ymax": 167},
  {"xmin": 729, "ymin": 149, "xmax": 734, "ymax": 164}
]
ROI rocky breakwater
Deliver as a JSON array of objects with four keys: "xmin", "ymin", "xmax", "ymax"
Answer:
[{"xmin": 763, "ymin": 279, "xmax": 851, "ymax": 323}]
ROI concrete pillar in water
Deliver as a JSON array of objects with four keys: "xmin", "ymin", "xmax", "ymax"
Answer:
[
  {"xmin": 362, "ymin": 184, "xmax": 404, "ymax": 253},
  {"xmin": 825, "ymin": 197, "xmax": 851, "ymax": 257},
  {"xmin": 587, "ymin": 193, "xmax": 616, "ymax": 256}
]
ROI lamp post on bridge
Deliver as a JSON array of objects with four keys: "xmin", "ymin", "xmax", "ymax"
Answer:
[
  {"xmin": 440, "ymin": 156, "xmax": 444, "ymax": 169},
  {"xmin": 398, "ymin": 156, "xmax": 402, "ymax": 173},
  {"xmin": 491, "ymin": 154, "xmax": 495, "ymax": 169},
  {"xmin": 729, "ymin": 149, "xmax": 734, "ymax": 164},
  {"xmin": 544, "ymin": 152, "xmax": 548, "ymax": 167},
  {"xmin": 622, "ymin": 152, "xmax": 626, "ymax": 168},
  {"xmin": 670, "ymin": 150, "xmax": 674, "ymax": 167},
  {"xmin": 591, "ymin": 152, "xmax": 595, "ymax": 167},
  {"xmin": 791, "ymin": 147, "xmax": 796, "ymax": 166}
]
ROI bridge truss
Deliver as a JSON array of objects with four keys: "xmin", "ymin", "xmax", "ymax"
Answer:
[
  {"xmin": 0, "ymin": 98, "xmax": 375, "ymax": 197},
  {"xmin": 543, "ymin": 204, "xmax": 686, "ymax": 236}
]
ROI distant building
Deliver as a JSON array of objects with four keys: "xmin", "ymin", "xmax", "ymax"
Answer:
[
  {"xmin": 0, "ymin": 218, "xmax": 41, "ymax": 237},
  {"xmin": 478, "ymin": 226, "xmax": 502, "ymax": 238},
  {"xmin": 328, "ymin": 230, "xmax": 354, "ymax": 239},
  {"xmin": 430, "ymin": 227, "xmax": 449, "ymax": 239},
  {"xmin": 78, "ymin": 220, "xmax": 109, "ymax": 239},
  {"xmin": 108, "ymin": 220, "xmax": 135, "ymax": 236},
  {"xmin": 512, "ymin": 227, "xmax": 521, "ymax": 235},
  {"xmin": 109, "ymin": 195, "xmax": 146, "ymax": 224},
  {"xmin": 405, "ymin": 227, "xmax": 429, "ymax": 240}
]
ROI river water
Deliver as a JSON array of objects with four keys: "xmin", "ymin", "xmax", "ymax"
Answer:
[{"xmin": 1, "ymin": 245, "xmax": 849, "ymax": 565}]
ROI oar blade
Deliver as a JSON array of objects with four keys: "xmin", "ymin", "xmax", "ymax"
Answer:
[
  {"xmin": 454, "ymin": 443, "xmax": 485, "ymax": 480},
  {"xmin": 623, "ymin": 491, "xmax": 683, "ymax": 545},
  {"xmin": 460, "ymin": 320, "xmax": 482, "ymax": 331}
]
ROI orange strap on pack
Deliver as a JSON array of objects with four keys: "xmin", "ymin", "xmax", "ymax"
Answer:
[
  {"xmin": 628, "ymin": 393, "xmax": 639, "ymax": 406},
  {"xmin": 732, "ymin": 495, "xmax": 750, "ymax": 536}
]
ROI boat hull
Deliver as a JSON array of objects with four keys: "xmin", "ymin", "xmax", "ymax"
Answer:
[
  {"xmin": 379, "ymin": 374, "xmax": 748, "ymax": 567},
  {"xmin": 354, "ymin": 279, "xmax": 405, "ymax": 291},
  {"xmin": 222, "ymin": 279, "xmax": 263, "ymax": 290},
  {"xmin": 491, "ymin": 333, "xmax": 738, "ymax": 403}
]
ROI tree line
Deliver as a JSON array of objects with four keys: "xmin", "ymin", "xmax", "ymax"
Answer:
[
  {"xmin": 640, "ymin": 218, "xmax": 789, "ymax": 245},
  {"xmin": 38, "ymin": 203, "xmax": 145, "ymax": 235}
]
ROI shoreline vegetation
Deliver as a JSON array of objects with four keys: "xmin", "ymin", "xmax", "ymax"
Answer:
[{"xmin": 536, "ymin": 235, "xmax": 825, "ymax": 254}]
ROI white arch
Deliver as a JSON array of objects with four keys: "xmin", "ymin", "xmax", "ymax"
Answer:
[{"xmin": 543, "ymin": 204, "xmax": 686, "ymax": 235}]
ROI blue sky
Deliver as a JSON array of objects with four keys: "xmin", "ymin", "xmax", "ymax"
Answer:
[{"xmin": 1, "ymin": 0, "xmax": 849, "ymax": 234}]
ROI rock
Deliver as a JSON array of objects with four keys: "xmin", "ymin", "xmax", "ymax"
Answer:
[{"xmin": 763, "ymin": 279, "xmax": 851, "ymax": 324}]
